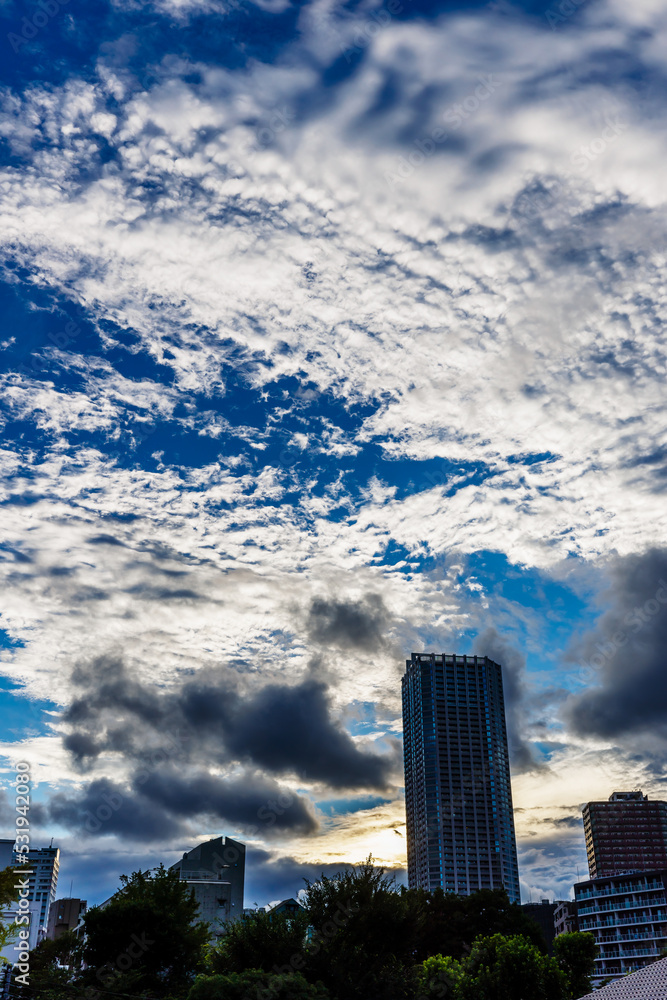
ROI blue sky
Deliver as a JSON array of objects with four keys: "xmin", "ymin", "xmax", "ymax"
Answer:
[{"xmin": 1, "ymin": 0, "xmax": 667, "ymax": 909}]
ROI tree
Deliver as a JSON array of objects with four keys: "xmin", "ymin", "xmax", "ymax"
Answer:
[
  {"xmin": 411, "ymin": 887, "xmax": 548, "ymax": 964},
  {"xmin": 301, "ymin": 857, "xmax": 420, "ymax": 999},
  {"xmin": 209, "ymin": 907, "xmax": 311, "ymax": 975},
  {"xmin": 553, "ymin": 932, "xmax": 597, "ymax": 999},
  {"xmin": 457, "ymin": 933, "xmax": 568, "ymax": 1000},
  {"xmin": 188, "ymin": 970, "xmax": 329, "ymax": 999},
  {"xmin": 417, "ymin": 954, "xmax": 464, "ymax": 999},
  {"xmin": 79, "ymin": 864, "xmax": 209, "ymax": 997},
  {"xmin": 0, "ymin": 865, "xmax": 19, "ymax": 953},
  {"xmin": 15, "ymin": 930, "xmax": 82, "ymax": 999}
]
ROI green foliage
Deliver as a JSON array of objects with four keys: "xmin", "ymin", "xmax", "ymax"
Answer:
[
  {"xmin": 301, "ymin": 856, "xmax": 421, "ymax": 999},
  {"xmin": 0, "ymin": 865, "xmax": 20, "ymax": 953},
  {"xmin": 79, "ymin": 864, "xmax": 209, "ymax": 997},
  {"xmin": 188, "ymin": 969, "xmax": 329, "ymax": 1000},
  {"xmin": 14, "ymin": 930, "xmax": 82, "ymax": 998},
  {"xmin": 209, "ymin": 907, "xmax": 310, "ymax": 974},
  {"xmin": 457, "ymin": 934, "xmax": 568, "ymax": 1000},
  {"xmin": 418, "ymin": 954, "xmax": 464, "ymax": 999},
  {"xmin": 553, "ymin": 931, "xmax": 597, "ymax": 999},
  {"xmin": 413, "ymin": 887, "xmax": 548, "ymax": 963}
]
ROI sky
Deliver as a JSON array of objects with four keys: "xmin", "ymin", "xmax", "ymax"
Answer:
[{"xmin": 0, "ymin": 0, "xmax": 667, "ymax": 910}]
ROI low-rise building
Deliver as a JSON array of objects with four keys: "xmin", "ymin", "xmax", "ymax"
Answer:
[
  {"xmin": 577, "ymin": 954, "xmax": 667, "ymax": 999},
  {"xmin": 554, "ymin": 899, "xmax": 578, "ymax": 936},
  {"xmin": 575, "ymin": 869, "xmax": 667, "ymax": 987},
  {"xmin": 46, "ymin": 898, "xmax": 87, "ymax": 940},
  {"xmin": 170, "ymin": 836, "xmax": 245, "ymax": 941}
]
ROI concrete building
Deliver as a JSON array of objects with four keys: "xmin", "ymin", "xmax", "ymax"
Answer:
[
  {"xmin": 553, "ymin": 899, "xmax": 578, "ymax": 936},
  {"xmin": 25, "ymin": 845, "xmax": 59, "ymax": 938},
  {"xmin": 521, "ymin": 900, "xmax": 557, "ymax": 953},
  {"xmin": 46, "ymin": 898, "xmax": 87, "ymax": 940},
  {"xmin": 575, "ymin": 869, "xmax": 667, "ymax": 987},
  {"xmin": 170, "ymin": 836, "xmax": 244, "ymax": 940},
  {"xmin": 0, "ymin": 841, "xmax": 59, "ymax": 958},
  {"xmin": 583, "ymin": 791, "xmax": 667, "ymax": 879},
  {"xmin": 402, "ymin": 653, "xmax": 520, "ymax": 902}
]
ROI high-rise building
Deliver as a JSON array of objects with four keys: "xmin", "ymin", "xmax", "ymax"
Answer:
[
  {"xmin": 0, "ymin": 841, "xmax": 59, "ymax": 956},
  {"xmin": 583, "ymin": 791, "xmax": 667, "ymax": 878},
  {"xmin": 402, "ymin": 652, "xmax": 520, "ymax": 903},
  {"xmin": 170, "ymin": 836, "xmax": 245, "ymax": 940},
  {"xmin": 575, "ymin": 869, "xmax": 667, "ymax": 986}
]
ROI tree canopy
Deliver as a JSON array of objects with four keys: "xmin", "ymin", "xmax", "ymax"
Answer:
[{"xmin": 80, "ymin": 864, "xmax": 210, "ymax": 997}]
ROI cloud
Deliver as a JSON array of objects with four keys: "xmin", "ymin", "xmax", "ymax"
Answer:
[
  {"xmin": 306, "ymin": 593, "xmax": 390, "ymax": 650},
  {"xmin": 61, "ymin": 654, "xmax": 396, "ymax": 793},
  {"xmin": 566, "ymin": 548, "xmax": 667, "ymax": 743},
  {"xmin": 48, "ymin": 778, "xmax": 191, "ymax": 841}
]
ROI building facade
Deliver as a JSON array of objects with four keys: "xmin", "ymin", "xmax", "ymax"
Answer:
[
  {"xmin": 554, "ymin": 899, "xmax": 578, "ymax": 937},
  {"xmin": 583, "ymin": 791, "xmax": 667, "ymax": 878},
  {"xmin": 0, "ymin": 841, "xmax": 59, "ymax": 957},
  {"xmin": 402, "ymin": 652, "xmax": 520, "ymax": 902},
  {"xmin": 170, "ymin": 836, "xmax": 245, "ymax": 940},
  {"xmin": 46, "ymin": 898, "xmax": 87, "ymax": 940},
  {"xmin": 575, "ymin": 869, "xmax": 667, "ymax": 987}
]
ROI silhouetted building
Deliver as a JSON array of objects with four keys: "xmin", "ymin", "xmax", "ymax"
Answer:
[
  {"xmin": 522, "ymin": 899, "xmax": 557, "ymax": 953},
  {"xmin": 575, "ymin": 869, "xmax": 667, "ymax": 987},
  {"xmin": 583, "ymin": 791, "xmax": 667, "ymax": 878},
  {"xmin": 46, "ymin": 898, "xmax": 87, "ymax": 940},
  {"xmin": 170, "ymin": 836, "xmax": 245, "ymax": 940},
  {"xmin": 402, "ymin": 652, "xmax": 520, "ymax": 902},
  {"xmin": 267, "ymin": 898, "xmax": 303, "ymax": 918}
]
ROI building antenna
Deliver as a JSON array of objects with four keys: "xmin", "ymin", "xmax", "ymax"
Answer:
[{"xmin": 70, "ymin": 879, "xmax": 73, "ymax": 898}]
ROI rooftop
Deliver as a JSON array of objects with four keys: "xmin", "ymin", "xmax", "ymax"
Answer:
[{"xmin": 577, "ymin": 957, "xmax": 667, "ymax": 999}]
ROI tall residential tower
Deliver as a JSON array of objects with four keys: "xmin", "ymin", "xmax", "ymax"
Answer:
[
  {"xmin": 583, "ymin": 790, "xmax": 667, "ymax": 878},
  {"xmin": 402, "ymin": 652, "xmax": 520, "ymax": 902}
]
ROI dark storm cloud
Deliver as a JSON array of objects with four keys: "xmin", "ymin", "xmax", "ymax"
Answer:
[
  {"xmin": 306, "ymin": 593, "xmax": 389, "ymax": 650},
  {"xmin": 0, "ymin": 787, "xmax": 47, "ymax": 828},
  {"xmin": 47, "ymin": 768, "xmax": 317, "ymax": 841},
  {"xmin": 62, "ymin": 655, "xmax": 394, "ymax": 790},
  {"xmin": 48, "ymin": 778, "xmax": 190, "ymax": 842},
  {"xmin": 474, "ymin": 626, "xmax": 544, "ymax": 773},
  {"xmin": 566, "ymin": 547, "xmax": 667, "ymax": 742},
  {"xmin": 222, "ymin": 679, "xmax": 392, "ymax": 789},
  {"xmin": 137, "ymin": 767, "xmax": 318, "ymax": 834}
]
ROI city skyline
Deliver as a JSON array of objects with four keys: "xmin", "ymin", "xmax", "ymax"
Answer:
[{"xmin": 1, "ymin": 0, "xmax": 667, "ymax": 912}]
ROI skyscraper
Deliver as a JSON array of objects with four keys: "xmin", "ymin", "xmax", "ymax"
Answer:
[
  {"xmin": 583, "ymin": 790, "xmax": 667, "ymax": 878},
  {"xmin": 402, "ymin": 652, "xmax": 520, "ymax": 902}
]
